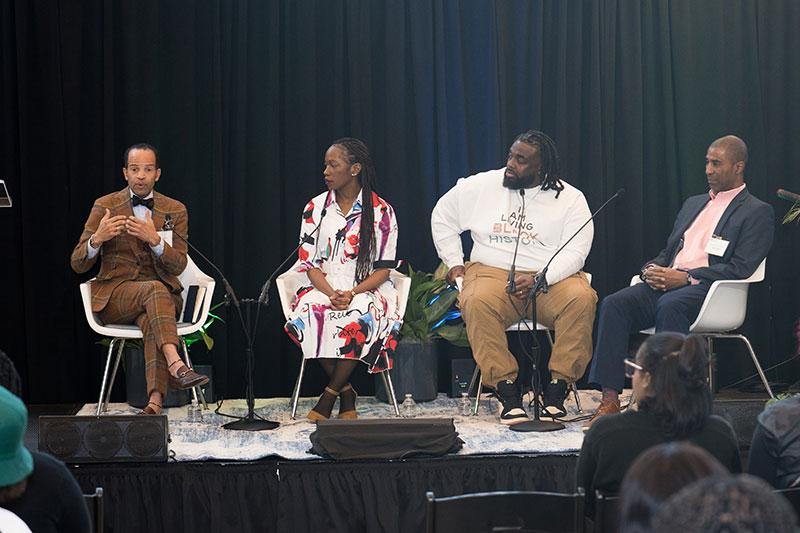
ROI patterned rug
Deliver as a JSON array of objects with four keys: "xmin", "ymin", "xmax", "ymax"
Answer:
[{"xmin": 77, "ymin": 390, "xmax": 630, "ymax": 462}]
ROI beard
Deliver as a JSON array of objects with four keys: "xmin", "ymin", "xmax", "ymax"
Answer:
[{"xmin": 503, "ymin": 170, "xmax": 537, "ymax": 190}]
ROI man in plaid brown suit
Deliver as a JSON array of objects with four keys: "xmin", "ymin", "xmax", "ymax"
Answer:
[{"xmin": 71, "ymin": 143, "xmax": 208, "ymax": 415}]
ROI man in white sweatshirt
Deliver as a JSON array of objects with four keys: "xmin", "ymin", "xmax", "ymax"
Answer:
[{"xmin": 431, "ymin": 130, "xmax": 597, "ymax": 425}]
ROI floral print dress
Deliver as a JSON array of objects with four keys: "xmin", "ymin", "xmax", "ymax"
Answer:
[{"xmin": 284, "ymin": 189, "xmax": 401, "ymax": 373}]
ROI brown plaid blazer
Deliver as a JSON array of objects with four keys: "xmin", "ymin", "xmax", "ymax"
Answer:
[{"xmin": 70, "ymin": 187, "xmax": 188, "ymax": 312}]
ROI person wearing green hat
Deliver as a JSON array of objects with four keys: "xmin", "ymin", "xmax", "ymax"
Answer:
[
  {"xmin": 0, "ymin": 384, "xmax": 90, "ymax": 533},
  {"xmin": 0, "ymin": 386, "xmax": 34, "ymax": 500}
]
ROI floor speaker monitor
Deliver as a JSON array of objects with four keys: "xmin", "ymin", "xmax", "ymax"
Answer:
[{"xmin": 38, "ymin": 415, "xmax": 169, "ymax": 463}]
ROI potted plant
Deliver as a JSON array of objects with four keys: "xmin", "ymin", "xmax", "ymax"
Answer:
[{"xmin": 376, "ymin": 264, "xmax": 468, "ymax": 402}]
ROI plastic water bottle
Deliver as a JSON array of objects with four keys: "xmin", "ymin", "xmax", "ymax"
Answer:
[
  {"xmin": 459, "ymin": 392, "xmax": 472, "ymax": 417},
  {"xmin": 187, "ymin": 398, "xmax": 201, "ymax": 422},
  {"xmin": 401, "ymin": 393, "xmax": 417, "ymax": 418}
]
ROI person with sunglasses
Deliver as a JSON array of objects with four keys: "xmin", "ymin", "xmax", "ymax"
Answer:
[{"xmin": 576, "ymin": 332, "xmax": 741, "ymax": 517}]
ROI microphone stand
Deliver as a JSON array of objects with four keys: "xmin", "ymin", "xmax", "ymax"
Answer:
[
  {"xmin": 220, "ymin": 202, "xmax": 329, "ymax": 429},
  {"xmin": 164, "ymin": 219, "xmax": 279, "ymax": 431},
  {"xmin": 511, "ymin": 188, "xmax": 625, "ymax": 433}
]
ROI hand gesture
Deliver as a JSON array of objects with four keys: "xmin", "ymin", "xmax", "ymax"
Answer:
[
  {"xmin": 93, "ymin": 209, "xmax": 127, "ymax": 246},
  {"xmin": 125, "ymin": 210, "xmax": 160, "ymax": 246}
]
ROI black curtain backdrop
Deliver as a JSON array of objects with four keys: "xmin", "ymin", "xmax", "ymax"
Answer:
[{"xmin": 1, "ymin": 0, "xmax": 799, "ymax": 404}]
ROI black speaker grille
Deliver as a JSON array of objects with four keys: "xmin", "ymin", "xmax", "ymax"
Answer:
[
  {"xmin": 85, "ymin": 420, "xmax": 124, "ymax": 459},
  {"xmin": 126, "ymin": 419, "xmax": 165, "ymax": 457},
  {"xmin": 43, "ymin": 421, "xmax": 81, "ymax": 457}
]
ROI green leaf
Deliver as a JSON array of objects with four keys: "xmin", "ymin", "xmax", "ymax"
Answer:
[
  {"xmin": 201, "ymin": 330, "xmax": 214, "ymax": 350},
  {"xmin": 433, "ymin": 324, "xmax": 470, "ymax": 347},
  {"xmin": 782, "ymin": 203, "xmax": 800, "ymax": 224},
  {"xmin": 423, "ymin": 289, "xmax": 458, "ymax": 325}
]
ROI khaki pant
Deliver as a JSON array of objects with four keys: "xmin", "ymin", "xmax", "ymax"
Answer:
[{"xmin": 459, "ymin": 262, "xmax": 597, "ymax": 386}]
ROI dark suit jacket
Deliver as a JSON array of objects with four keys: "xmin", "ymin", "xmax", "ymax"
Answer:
[
  {"xmin": 646, "ymin": 187, "xmax": 774, "ymax": 282},
  {"xmin": 70, "ymin": 187, "xmax": 188, "ymax": 312}
]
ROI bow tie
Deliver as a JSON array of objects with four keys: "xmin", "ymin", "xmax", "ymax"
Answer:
[{"xmin": 131, "ymin": 195, "xmax": 154, "ymax": 209}]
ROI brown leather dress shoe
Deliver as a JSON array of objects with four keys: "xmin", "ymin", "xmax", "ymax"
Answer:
[
  {"xmin": 138, "ymin": 401, "xmax": 162, "ymax": 415},
  {"xmin": 581, "ymin": 397, "xmax": 620, "ymax": 433},
  {"xmin": 169, "ymin": 364, "xmax": 209, "ymax": 390}
]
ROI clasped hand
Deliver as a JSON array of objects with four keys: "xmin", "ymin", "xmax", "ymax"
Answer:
[
  {"xmin": 329, "ymin": 289, "xmax": 354, "ymax": 311},
  {"xmin": 642, "ymin": 264, "xmax": 688, "ymax": 291},
  {"xmin": 94, "ymin": 208, "xmax": 160, "ymax": 247}
]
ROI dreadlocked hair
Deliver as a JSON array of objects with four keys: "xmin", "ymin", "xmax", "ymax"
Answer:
[
  {"xmin": 333, "ymin": 137, "xmax": 377, "ymax": 284},
  {"xmin": 515, "ymin": 130, "xmax": 565, "ymax": 198}
]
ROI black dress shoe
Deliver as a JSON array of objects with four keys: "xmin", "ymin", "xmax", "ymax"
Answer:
[{"xmin": 169, "ymin": 365, "xmax": 209, "ymax": 390}]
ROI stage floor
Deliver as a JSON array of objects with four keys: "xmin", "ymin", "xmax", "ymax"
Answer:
[{"xmin": 73, "ymin": 391, "xmax": 621, "ymax": 461}]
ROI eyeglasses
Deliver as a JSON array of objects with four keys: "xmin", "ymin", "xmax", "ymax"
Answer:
[{"xmin": 624, "ymin": 358, "xmax": 644, "ymax": 379}]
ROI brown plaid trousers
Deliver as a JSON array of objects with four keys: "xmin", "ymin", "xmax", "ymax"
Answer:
[{"xmin": 99, "ymin": 280, "xmax": 182, "ymax": 396}]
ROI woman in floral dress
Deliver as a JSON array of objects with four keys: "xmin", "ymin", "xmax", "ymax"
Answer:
[{"xmin": 285, "ymin": 138, "xmax": 401, "ymax": 420}]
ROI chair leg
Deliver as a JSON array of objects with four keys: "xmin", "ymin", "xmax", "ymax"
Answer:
[
  {"xmin": 102, "ymin": 340, "xmax": 126, "ymax": 414},
  {"xmin": 734, "ymin": 334, "xmax": 775, "ymax": 399},
  {"xmin": 708, "ymin": 334, "xmax": 775, "ymax": 399},
  {"xmin": 181, "ymin": 339, "xmax": 208, "ymax": 410},
  {"xmin": 468, "ymin": 365, "xmax": 482, "ymax": 416},
  {"xmin": 707, "ymin": 337, "xmax": 715, "ymax": 395},
  {"xmin": 290, "ymin": 358, "xmax": 306, "ymax": 420},
  {"xmin": 382, "ymin": 370, "xmax": 401, "ymax": 417},
  {"xmin": 569, "ymin": 382, "xmax": 583, "ymax": 413},
  {"xmin": 97, "ymin": 338, "xmax": 120, "ymax": 416},
  {"xmin": 545, "ymin": 329, "xmax": 555, "ymax": 348}
]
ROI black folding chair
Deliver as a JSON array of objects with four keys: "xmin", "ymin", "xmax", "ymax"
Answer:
[
  {"xmin": 425, "ymin": 489, "xmax": 585, "ymax": 533},
  {"xmin": 592, "ymin": 491, "xmax": 620, "ymax": 533},
  {"xmin": 776, "ymin": 486, "xmax": 800, "ymax": 517},
  {"xmin": 83, "ymin": 487, "xmax": 104, "ymax": 533}
]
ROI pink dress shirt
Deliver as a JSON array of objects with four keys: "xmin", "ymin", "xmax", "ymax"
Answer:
[{"xmin": 672, "ymin": 183, "xmax": 746, "ymax": 271}]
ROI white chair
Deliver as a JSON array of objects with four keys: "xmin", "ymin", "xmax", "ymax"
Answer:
[
  {"xmin": 276, "ymin": 268, "xmax": 410, "ymax": 418},
  {"xmin": 467, "ymin": 273, "xmax": 593, "ymax": 415},
  {"xmin": 630, "ymin": 259, "xmax": 772, "ymax": 398},
  {"xmin": 80, "ymin": 254, "xmax": 216, "ymax": 415}
]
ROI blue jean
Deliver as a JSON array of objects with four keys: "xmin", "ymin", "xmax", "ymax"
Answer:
[{"xmin": 588, "ymin": 281, "xmax": 709, "ymax": 392}]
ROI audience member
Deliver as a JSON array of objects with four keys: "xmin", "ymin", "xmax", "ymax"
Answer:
[
  {"xmin": 651, "ymin": 474, "xmax": 799, "ymax": 532},
  {"xmin": 619, "ymin": 442, "xmax": 730, "ymax": 533},
  {"xmin": 0, "ymin": 348, "xmax": 22, "ymax": 396},
  {"xmin": 0, "ymin": 355, "xmax": 90, "ymax": 533},
  {"xmin": 749, "ymin": 393, "xmax": 800, "ymax": 489},
  {"xmin": 576, "ymin": 332, "xmax": 741, "ymax": 516}
]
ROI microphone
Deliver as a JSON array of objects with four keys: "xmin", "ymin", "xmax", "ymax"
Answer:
[
  {"xmin": 531, "ymin": 187, "xmax": 625, "ymax": 296},
  {"xmin": 506, "ymin": 188, "xmax": 526, "ymax": 294},
  {"xmin": 257, "ymin": 199, "xmax": 329, "ymax": 305},
  {"xmin": 777, "ymin": 188, "xmax": 800, "ymax": 203},
  {"xmin": 162, "ymin": 214, "xmax": 242, "ymax": 311}
]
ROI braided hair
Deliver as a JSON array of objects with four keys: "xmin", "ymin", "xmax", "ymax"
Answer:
[
  {"xmin": 635, "ymin": 332, "xmax": 712, "ymax": 439},
  {"xmin": 333, "ymin": 138, "xmax": 377, "ymax": 284},
  {"xmin": 514, "ymin": 130, "xmax": 565, "ymax": 197}
]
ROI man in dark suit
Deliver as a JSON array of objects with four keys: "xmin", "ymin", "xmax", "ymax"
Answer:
[
  {"xmin": 71, "ymin": 143, "xmax": 208, "ymax": 415},
  {"xmin": 584, "ymin": 135, "xmax": 774, "ymax": 429}
]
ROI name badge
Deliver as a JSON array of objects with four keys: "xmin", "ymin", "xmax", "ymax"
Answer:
[
  {"xmin": 705, "ymin": 235, "xmax": 729, "ymax": 257},
  {"xmin": 157, "ymin": 230, "xmax": 173, "ymax": 246}
]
